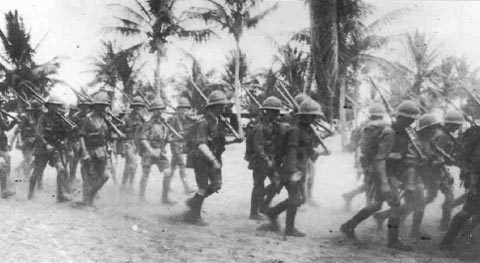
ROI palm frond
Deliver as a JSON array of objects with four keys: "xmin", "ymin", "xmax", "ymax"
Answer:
[
  {"xmin": 103, "ymin": 26, "xmax": 144, "ymax": 36},
  {"xmin": 364, "ymin": 8, "xmax": 411, "ymax": 35},
  {"xmin": 245, "ymin": 2, "xmax": 279, "ymax": 28}
]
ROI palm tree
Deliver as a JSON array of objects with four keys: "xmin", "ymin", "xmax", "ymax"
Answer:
[
  {"xmin": 106, "ymin": 0, "xmax": 214, "ymax": 97},
  {"xmin": 0, "ymin": 10, "xmax": 60, "ymax": 109},
  {"xmin": 186, "ymin": 0, "xmax": 279, "ymax": 137}
]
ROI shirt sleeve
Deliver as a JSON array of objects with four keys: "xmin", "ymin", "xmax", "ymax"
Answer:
[
  {"xmin": 193, "ymin": 120, "xmax": 209, "ymax": 146},
  {"xmin": 78, "ymin": 117, "xmax": 90, "ymax": 138},
  {"xmin": 253, "ymin": 125, "xmax": 268, "ymax": 162}
]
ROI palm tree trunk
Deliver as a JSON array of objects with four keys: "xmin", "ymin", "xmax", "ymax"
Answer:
[
  {"xmin": 155, "ymin": 50, "xmax": 162, "ymax": 98},
  {"xmin": 339, "ymin": 75, "xmax": 347, "ymax": 151},
  {"xmin": 303, "ymin": 55, "xmax": 314, "ymax": 94},
  {"xmin": 234, "ymin": 39, "xmax": 244, "ymax": 138}
]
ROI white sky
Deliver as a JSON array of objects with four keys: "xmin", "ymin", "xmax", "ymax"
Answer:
[{"xmin": 2, "ymin": 0, "xmax": 480, "ymax": 99}]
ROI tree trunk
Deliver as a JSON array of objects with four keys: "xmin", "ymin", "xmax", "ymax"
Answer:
[
  {"xmin": 339, "ymin": 76, "xmax": 347, "ymax": 151},
  {"xmin": 234, "ymin": 39, "xmax": 244, "ymax": 138},
  {"xmin": 303, "ymin": 55, "xmax": 314, "ymax": 94},
  {"xmin": 155, "ymin": 50, "xmax": 162, "ymax": 99}
]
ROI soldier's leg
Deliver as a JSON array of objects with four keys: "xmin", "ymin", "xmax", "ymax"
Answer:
[
  {"xmin": 158, "ymin": 159, "xmax": 174, "ymax": 205},
  {"xmin": 285, "ymin": 180, "xmax": 306, "ymax": 237},
  {"xmin": 139, "ymin": 157, "xmax": 151, "ymax": 201},
  {"xmin": 440, "ymin": 182, "xmax": 455, "ymax": 231},
  {"xmin": 250, "ymin": 166, "xmax": 267, "ymax": 219},
  {"xmin": 89, "ymin": 158, "xmax": 109, "ymax": 205},
  {"xmin": 183, "ymin": 160, "xmax": 209, "ymax": 225},
  {"xmin": 28, "ymin": 156, "xmax": 48, "ymax": 200},
  {"xmin": 81, "ymin": 159, "xmax": 93, "ymax": 205},
  {"xmin": 109, "ymin": 150, "xmax": 117, "ymax": 184},
  {"xmin": 342, "ymin": 184, "xmax": 367, "ymax": 209},
  {"xmin": 121, "ymin": 142, "xmax": 137, "ymax": 190},
  {"xmin": 0, "ymin": 153, "xmax": 13, "ymax": 199},
  {"xmin": 177, "ymin": 154, "xmax": 194, "ymax": 194},
  {"xmin": 54, "ymin": 153, "xmax": 70, "ymax": 202},
  {"xmin": 451, "ymin": 193, "xmax": 467, "ymax": 209},
  {"xmin": 410, "ymin": 186, "xmax": 428, "ymax": 238},
  {"xmin": 440, "ymin": 191, "xmax": 480, "ymax": 250},
  {"xmin": 22, "ymin": 148, "xmax": 34, "ymax": 181},
  {"xmin": 260, "ymin": 181, "xmax": 277, "ymax": 215}
]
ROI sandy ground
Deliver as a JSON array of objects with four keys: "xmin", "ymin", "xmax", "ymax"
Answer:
[{"xmin": 1, "ymin": 135, "xmax": 477, "ymax": 263}]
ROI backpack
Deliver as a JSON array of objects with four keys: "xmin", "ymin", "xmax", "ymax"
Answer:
[{"xmin": 359, "ymin": 120, "xmax": 387, "ymax": 169}]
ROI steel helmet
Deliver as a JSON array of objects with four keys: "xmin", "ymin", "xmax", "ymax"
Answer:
[
  {"xmin": 396, "ymin": 100, "xmax": 420, "ymax": 119},
  {"xmin": 177, "ymin": 97, "xmax": 191, "ymax": 108},
  {"xmin": 47, "ymin": 94, "xmax": 64, "ymax": 105},
  {"xmin": 261, "ymin": 96, "xmax": 282, "ymax": 111},
  {"xmin": 295, "ymin": 99, "xmax": 323, "ymax": 116},
  {"xmin": 130, "ymin": 96, "xmax": 146, "ymax": 108},
  {"xmin": 417, "ymin": 113, "xmax": 441, "ymax": 131},
  {"xmin": 368, "ymin": 103, "xmax": 387, "ymax": 117},
  {"xmin": 444, "ymin": 110, "xmax": 464, "ymax": 125},
  {"xmin": 92, "ymin": 92, "xmax": 111, "ymax": 106},
  {"xmin": 149, "ymin": 99, "xmax": 166, "ymax": 111},
  {"xmin": 206, "ymin": 90, "xmax": 230, "ymax": 108},
  {"xmin": 78, "ymin": 97, "xmax": 92, "ymax": 106},
  {"xmin": 294, "ymin": 93, "xmax": 310, "ymax": 106}
]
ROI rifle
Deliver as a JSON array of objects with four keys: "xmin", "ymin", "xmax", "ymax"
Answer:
[
  {"xmin": 275, "ymin": 81, "xmax": 331, "ymax": 154},
  {"xmin": 187, "ymin": 79, "xmax": 243, "ymax": 140},
  {"xmin": 241, "ymin": 85, "xmax": 261, "ymax": 108},
  {"xmin": 369, "ymin": 77, "xmax": 426, "ymax": 160},
  {"xmin": 104, "ymin": 114, "xmax": 126, "ymax": 139}
]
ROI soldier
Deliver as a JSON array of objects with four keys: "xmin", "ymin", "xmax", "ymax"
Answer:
[
  {"xmin": 249, "ymin": 96, "xmax": 285, "ymax": 220},
  {"xmin": 78, "ymin": 92, "xmax": 114, "ymax": 206},
  {"xmin": 440, "ymin": 118, "xmax": 480, "ymax": 250},
  {"xmin": 68, "ymin": 98, "xmax": 92, "ymax": 190},
  {"xmin": 342, "ymin": 106, "xmax": 386, "ymax": 210},
  {"xmin": 264, "ymin": 100, "xmax": 324, "ymax": 237},
  {"xmin": 183, "ymin": 90, "xmax": 240, "ymax": 225},
  {"xmin": 13, "ymin": 100, "xmax": 43, "ymax": 180},
  {"xmin": 430, "ymin": 110, "xmax": 463, "ymax": 231},
  {"xmin": 29, "ymin": 94, "xmax": 75, "ymax": 202},
  {"xmin": 0, "ymin": 98, "xmax": 18, "ymax": 199},
  {"xmin": 120, "ymin": 96, "xmax": 147, "ymax": 191},
  {"xmin": 167, "ymin": 97, "xmax": 195, "ymax": 195},
  {"xmin": 138, "ymin": 99, "xmax": 175, "ymax": 204},
  {"xmin": 340, "ymin": 101, "xmax": 420, "ymax": 251}
]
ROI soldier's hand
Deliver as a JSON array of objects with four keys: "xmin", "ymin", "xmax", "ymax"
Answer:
[
  {"xmin": 267, "ymin": 159, "xmax": 274, "ymax": 169},
  {"xmin": 212, "ymin": 159, "xmax": 222, "ymax": 170},
  {"xmin": 149, "ymin": 149, "xmax": 161, "ymax": 157},
  {"xmin": 82, "ymin": 153, "xmax": 91, "ymax": 161},
  {"xmin": 0, "ymin": 157, "xmax": 5, "ymax": 167}
]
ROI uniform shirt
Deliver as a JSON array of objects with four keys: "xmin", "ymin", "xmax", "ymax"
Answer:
[
  {"xmin": 78, "ymin": 113, "xmax": 110, "ymax": 149},
  {"xmin": 253, "ymin": 120, "xmax": 289, "ymax": 166},
  {"xmin": 122, "ymin": 111, "xmax": 145, "ymax": 140},
  {"xmin": 167, "ymin": 113, "xmax": 190, "ymax": 155},
  {"xmin": 283, "ymin": 122, "xmax": 318, "ymax": 175},
  {"xmin": 35, "ymin": 112, "xmax": 71, "ymax": 148},
  {"xmin": 405, "ymin": 132, "xmax": 443, "ymax": 181},
  {"xmin": 139, "ymin": 116, "xmax": 170, "ymax": 152},
  {"xmin": 18, "ymin": 114, "xmax": 37, "ymax": 144},
  {"xmin": 457, "ymin": 126, "xmax": 480, "ymax": 173},
  {"xmin": 0, "ymin": 114, "xmax": 14, "ymax": 152},
  {"xmin": 189, "ymin": 113, "xmax": 226, "ymax": 160}
]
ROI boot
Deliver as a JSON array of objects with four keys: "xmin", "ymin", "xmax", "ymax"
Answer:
[
  {"xmin": 57, "ymin": 171, "xmax": 71, "ymax": 203},
  {"xmin": 139, "ymin": 170, "xmax": 149, "ymax": 201},
  {"xmin": 259, "ymin": 184, "xmax": 276, "ymax": 215},
  {"xmin": 410, "ymin": 211, "xmax": 430, "ymax": 240},
  {"xmin": 340, "ymin": 207, "xmax": 375, "ymax": 239},
  {"xmin": 183, "ymin": 194, "xmax": 207, "ymax": 226},
  {"xmin": 250, "ymin": 186, "xmax": 264, "ymax": 220},
  {"xmin": 285, "ymin": 205, "xmax": 305, "ymax": 237},
  {"xmin": 440, "ymin": 213, "xmax": 469, "ymax": 251},
  {"xmin": 161, "ymin": 176, "xmax": 176, "ymax": 205},
  {"xmin": 0, "ymin": 175, "xmax": 14, "ymax": 199},
  {"xmin": 90, "ymin": 177, "xmax": 108, "ymax": 205},
  {"xmin": 373, "ymin": 211, "xmax": 387, "ymax": 231},
  {"xmin": 387, "ymin": 217, "xmax": 412, "ymax": 251},
  {"xmin": 440, "ymin": 204, "xmax": 452, "ymax": 232},
  {"xmin": 28, "ymin": 175, "xmax": 36, "ymax": 200}
]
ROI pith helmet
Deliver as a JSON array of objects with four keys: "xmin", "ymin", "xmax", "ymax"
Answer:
[
  {"xmin": 368, "ymin": 103, "xmax": 387, "ymax": 117},
  {"xmin": 417, "ymin": 113, "xmax": 440, "ymax": 131},
  {"xmin": 130, "ymin": 96, "xmax": 146, "ymax": 108},
  {"xmin": 78, "ymin": 97, "xmax": 92, "ymax": 106},
  {"xmin": 149, "ymin": 99, "xmax": 166, "ymax": 111},
  {"xmin": 444, "ymin": 110, "xmax": 464, "ymax": 125},
  {"xmin": 47, "ymin": 94, "xmax": 63, "ymax": 105},
  {"xmin": 396, "ymin": 100, "xmax": 420, "ymax": 119},
  {"xmin": 261, "ymin": 96, "xmax": 282, "ymax": 111},
  {"xmin": 92, "ymin": 92, "xmax": 111, "ymax": 106},
  {"xmin": 295, "ymin": 99, "xmax": 323, "ymax": 116},
  {"xmin": 177, "ymin": 97, "xmax": 191, "ymax": 108},
  {"xmin": 206, "ymin": 90, "xmax": 230, "ymax": 108}
]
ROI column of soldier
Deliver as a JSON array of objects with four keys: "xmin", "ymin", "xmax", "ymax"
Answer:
[
  {"xmin": 4, "ymin": 88, "xmax": 329, "ymax": 237},
  {"xmin": 3, "ymin": 86, "xmax": 476, "ymax": 253},
  {"xmin": 341, "ymin": 100, "xmax": 479, "ymax": 253}
]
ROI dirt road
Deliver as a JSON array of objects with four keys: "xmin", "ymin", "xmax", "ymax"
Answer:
[{"xmin": 1, "ymin": 136, "xmax": 474, "ymax": 262}]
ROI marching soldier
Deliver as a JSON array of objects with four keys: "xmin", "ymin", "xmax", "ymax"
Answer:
[
  {"xmin": 440, "ymin": 117, "xmax": 480, "ymax": 250},
  {"xmin": 341, "ymin": 101, "xmax": 420, "ymax": 251},
  {"xmin": 249, "ymin": 96, "xmax": 286, "ymax": 220},
  {"xmin": 183, "ymin": 90, "xmax": 240, "ymax": 225},
  {"xmin": 168, "ymin": 97, "xmax": 195, "ymax": 195},
  {"xmin": 13, "ymin": 100, "xmax": 43, "ymax": 180},
  {"xmin": 68, "ymin": 98, "xmax": 92, "ymax": 189},
  {"xmin": 78, "ymin": 92, "xmax": 115, "ymax": 206},
  {"xmin": 120, "ymin": 96, "xmax": 147, "ymax": 191},
  {"xmin": 29, "ymin": 94, "xmax": 75, "ymax": 202},
  {"xmin": 0, "ymin": 97, "xmax": 18, "ymax": 199},
  {"xmin": 138, "ymin": 99, "xmax": 175, "ymax": 204},
  {"xmin": 265, "ymin": 99, "xmax": 324, "ymax": 237},
  {"xmin": 431, "ymin": 110, "xmax": 463, "ymax": 231}
]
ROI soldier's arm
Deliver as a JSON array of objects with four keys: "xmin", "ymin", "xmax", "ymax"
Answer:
[
  {"xmin": 35, "ymin": 116, "xmax": 48, "ymax": 146},
  {"xmin": 253, "ymin": 125, "xmax": 269, "ymax": 162},
  {"xmin": 405, "ymin": 142, "xmax": 421, "ymax": 191},
  {"xmin": 284, "ymin": 128, "xmax": 300, "ymax": 175},
  {"xmin": 374, "ymin": 128, "xmax": 395, "ymax": 187}
]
